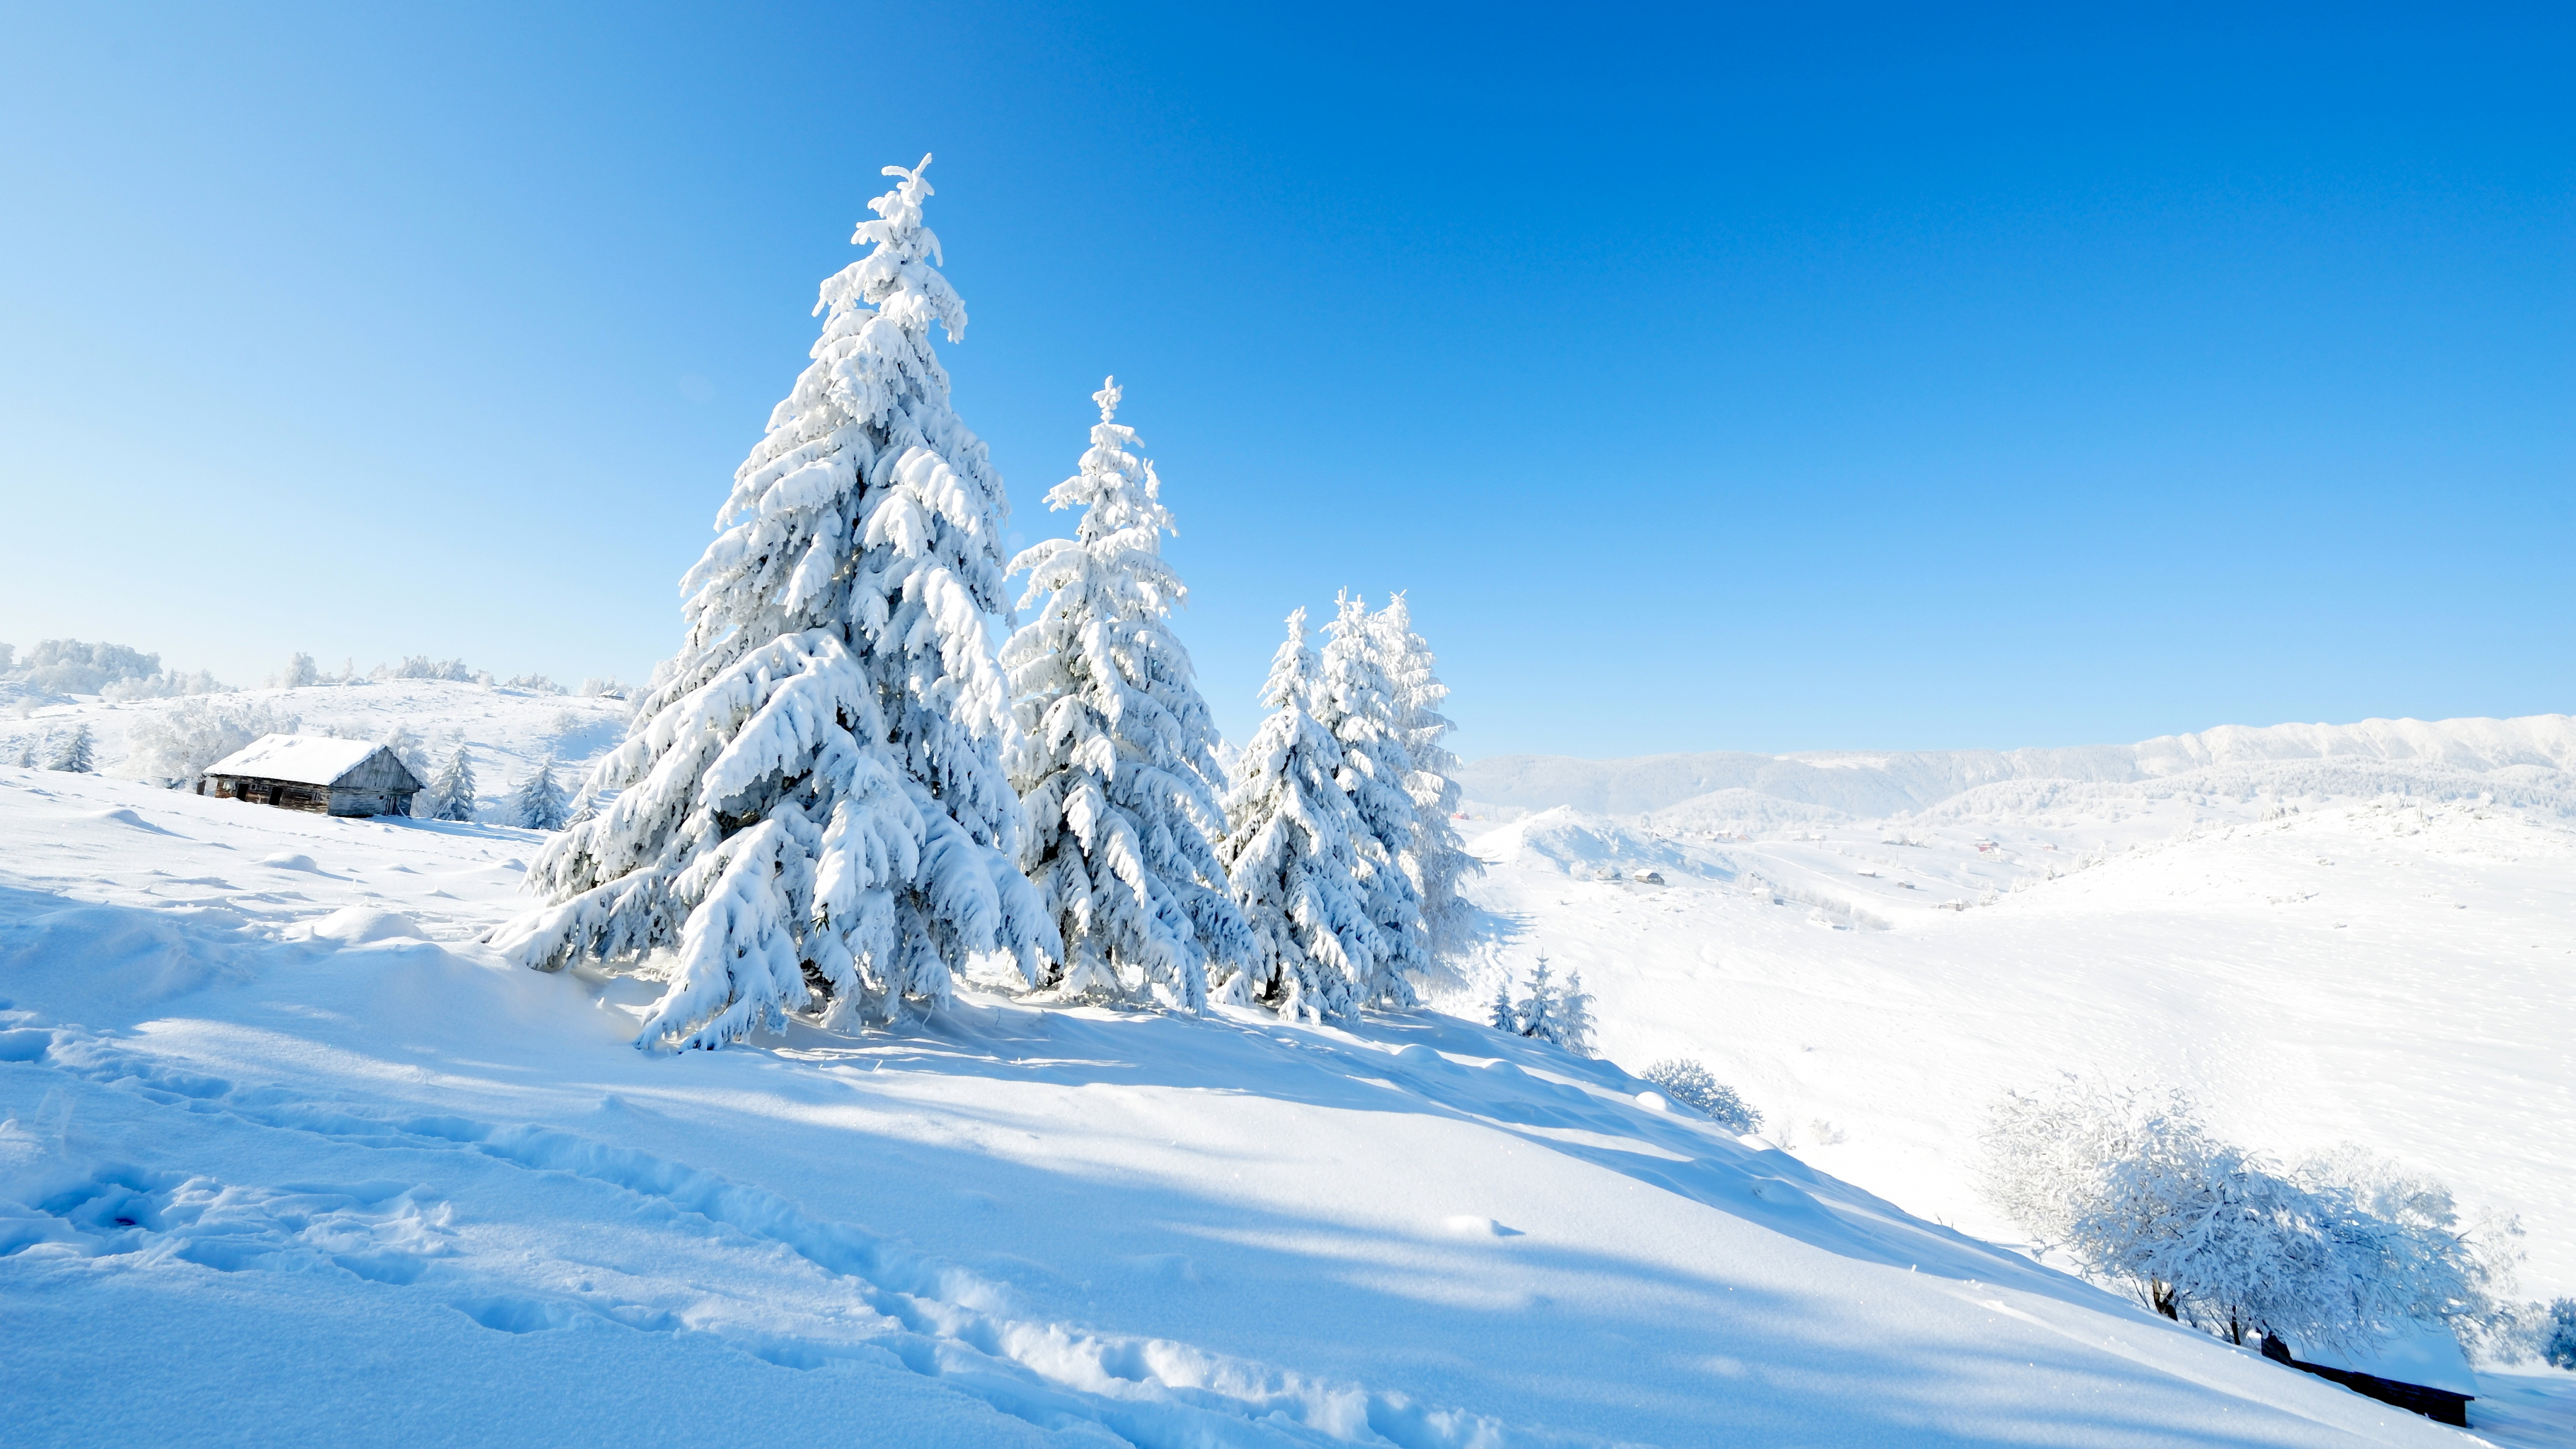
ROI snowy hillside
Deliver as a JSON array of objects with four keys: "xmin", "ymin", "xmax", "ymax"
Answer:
[
  {"xmin": 1436, "ymin": 717, "xmax": 2576, "ymax": 1313},
  {"xmin": 10, "ymin": 767, "xmax": 2566, "ymax": 1445},
  {"xmin": 1, "ymin": 680, "xmax": 631, "ymax": 822}
]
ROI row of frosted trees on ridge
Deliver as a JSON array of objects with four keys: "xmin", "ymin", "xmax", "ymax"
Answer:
[{"xmin": 491, "ymin": 157, "xmax": 1478, "ymax": 1049}]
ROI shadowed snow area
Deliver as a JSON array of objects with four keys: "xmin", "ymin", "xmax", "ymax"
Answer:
[{"xmin": 0, "ymin": 767, "xmax": 2547, "ymax": 1446}]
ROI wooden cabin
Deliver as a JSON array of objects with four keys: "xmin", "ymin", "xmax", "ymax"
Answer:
[{"xmin": 199, "ymin": 735, "xmax": 424, "ymax": 818}]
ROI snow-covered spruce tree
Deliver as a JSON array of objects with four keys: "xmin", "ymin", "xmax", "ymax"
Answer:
[
  {"xmin": 1313, "ymin": 593, "xmax": 1426, "ymax": 1004},
  {"xmin": 1487, "ymin": 977, "xmax": 1519, "ymax": 1033},
  {"xmin": 491, "ymin": 156, "xmax": 1053, "ymax": 1049},
  {"xmin": 1370, "ymin": 593, "xmax": 1481, "ymax": 962},
  {"xmin": 48, "ymin": 724, "xmax": 94, "ymax": 773},
  {"xmin": 1516, "ymin": 952, "xmax": 1559, "ymax": 1044},
  {"xmin": 1001, "ymin": 378, "xmax": 1249, "ymax": 1008},
  {"xmin": 425, "ymin": 737, "xmax": 478, "ymax": 822},
  {"xmin": 1556, "ymin": 967, "xmax": 1597, "ymax": 1058},
  {"xmin": 1217, "ymin": 610, "xmax": 1381, "ymax": 1020},
  {"xmin": 509, "ymin": 757, "xmax": 571, "ymax": 831}
]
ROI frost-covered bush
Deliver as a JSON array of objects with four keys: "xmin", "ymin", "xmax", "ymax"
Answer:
[
  {"xmin": 575, "ymin": 677, "xmax": 629, "ymax": 699},
  {"xmin": 270, "ymin": 652, "xmax": 323, "ymax": 689},
  {"xmin": 2542, "ymin": 1298, "xmax": 2576, "ymax": 1370},
  {"xmin": 101, "ymin": 668, "xmax": 227, "ymax": 702},
  {"xmin": 122, "ymin": 699, "xmax": 303, "ymax": 786},
  {"xmin": 502, "ymin": 673, "xmax": 566, "ymax": 694},
  {"xmin": 1982, "ymin": 1078, "xmax": 2506, "ymax": 1352},
  {"xmin": 1642, "ymin": 1059, "xmax": 1763, "ymax": 1133},
  {"xmin": 14, "ymin": 639, "xmax": 161, "ymax": 695},
  {"xmin": 384, "ymin": 655, "xmax": 485, "ymax": 683}
]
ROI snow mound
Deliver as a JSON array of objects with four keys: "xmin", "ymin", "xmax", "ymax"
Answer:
[
  {"xmin": 306, "ymin": 908, "xmax": 427, "ymax": 945},
  {"xmin": 1469, "ymin": 807, "xmax": 1730, "ymax": 881}
]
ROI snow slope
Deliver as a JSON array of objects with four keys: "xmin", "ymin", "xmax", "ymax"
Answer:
[
  {"xmin": 0, "ymin": 767, "xmax": 2525, "ymax": 1447},
  {"xmin": 1442, "ymin": 785, "xmax": 2576, "ymax": 1301}
]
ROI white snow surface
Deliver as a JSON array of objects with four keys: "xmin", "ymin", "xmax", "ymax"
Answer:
[
  {"xmin": 1441, "ymin": 719, "xmax": 2576, "ymax": 1313},
  {"xmin": 4, "ymin": 766, "xmax": 2550, "ymax": 1446},
  {"xmin": 200, "ymin": 734, "xmax": 399, "ymax": 786}
]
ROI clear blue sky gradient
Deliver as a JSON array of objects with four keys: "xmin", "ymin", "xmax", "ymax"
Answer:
[{"xmin": 3, "ymin": 3, "xmax": 2567, "ymax": 758}]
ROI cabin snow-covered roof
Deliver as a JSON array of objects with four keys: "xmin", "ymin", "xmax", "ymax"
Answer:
[{"xmin": 204, "ymin": 735, "xmax": 409, "ymax": 788}]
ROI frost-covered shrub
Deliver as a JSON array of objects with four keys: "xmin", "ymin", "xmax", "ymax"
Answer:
[
  {"xmin": 123, "ymin": 699, "xmax": 303, "ymax": 785},
  {"xmin": 502, "ymin": 673, "xmax": 566, "ymax": 694},
  {"xmin": 2536, "ymin": 1298, "xmax": 2576, "ymax": 1370},
  {"xmin": 1982, "ymin": 1078, "xmax": 2505, "ymax": 1352},
  {"xmin": 101, "ymin": 668, "xmax": 227, "ymax": 702},
  {"xmin": 575, "ymin": 677, "xmax": 629, "ymax": 699},
  {"xmin": 384, "ymin": 655, "xmax": 485, "ymax": 683},
  {"xmin": 1642, "ymin": 1058, "xmax": 1763, "ymax": 1134},
  {"xmin": 16, "ymin": 639, "xmax": 161, "ymax": 695},
  {"xmin": 270, "ymin": 652, "xmax": 323, "ymax": 689}
]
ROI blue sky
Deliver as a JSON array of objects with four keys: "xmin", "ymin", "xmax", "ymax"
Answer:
[{"xmin": 2, "ymin": 3, "xmax": 2567, "ymax": 758}]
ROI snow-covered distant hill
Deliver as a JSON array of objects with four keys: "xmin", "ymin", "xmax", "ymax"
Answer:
[
  {"xmin": 1, "ymin": 680, "xmax": 631, "ymax": 821},
  {"xmin": 7, "ymin": 767, "xmax": 2563, "ymax": 1446},
  {"xmin": 1456, "ymin": 713, "xmax": 2576, "ymax": 823}
]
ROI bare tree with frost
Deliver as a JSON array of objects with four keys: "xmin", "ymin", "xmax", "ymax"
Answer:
[
  {"xmin": 1218, "ymin": 610, "xmax": 1380, "ymax": 1020},
  {"xmin": 1001, "ymin": 378, "xmax": 1250, "ymax": 1008},
  {"xmin": 492, "ymin": 156, "xmax": 1054, "ymax": 1049},
  {"xmin": 1314, "ymin": 593, "xmax": 1426, "ymax": 1003},
  {"xmin": 1371, "ymin": 594, "xmax": 1481, "ymax": 962}
]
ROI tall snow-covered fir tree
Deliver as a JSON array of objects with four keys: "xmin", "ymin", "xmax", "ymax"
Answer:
[
  {"xmin": 1218, "ymin": 610, "xmax": 1381, "ymax": 1020},
  {"xmin": 1314, "ymin": 593, "xmax": 1426, "ymax": 1004},
  {"xmin": 1371, "ymin": 594, "xmax": 1482, "ymax": 962},
  {"xmin": 491, "ymin": 155, "xmax": 1054, "ymax": 1049},
  {"xmin": 1001, "ymin": 378, "xmax": 1249, "ymax": 1008}
]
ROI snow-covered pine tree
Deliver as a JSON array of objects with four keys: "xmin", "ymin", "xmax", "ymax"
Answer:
[
  {"xmin": 1314, "ymin": 592, "xmax": 1426, "ymax": 1005},
  {"xmin": 1487, "ymin": 977, "xmax": 1519, "ymax": 1033},
  {"xmin": 48, "ymin": 724, "xmax": 94, "ymax": 773},
  {"xmin": 1370, "ymin": 593, "xmax": 1481, "ymax": 962},
  {"xmin": 1556, "ymin": 967, "xmax": 1597, "ymax": 1057},
  {"xmin": 509, "ymin": 756, "xmax": 571, "ymax": 831},
  {"xmin": 1002, "ymin": 378, "xmax": 1249, "ymax": 1008},
  {"xmin": 1218, "ymin": 610, "xmax": 1381, "ymax": 1020},
  {"xmin": 1516, "ymin": 952, "xmax": 1558, "ymax": 1044},
  {"xmin": 491, "ymin": 156, "xmax": 1053, "ymax": 1050},
  {"xmin": 426, "ymin": 737, "xmax": 478, "ymax": 822}
]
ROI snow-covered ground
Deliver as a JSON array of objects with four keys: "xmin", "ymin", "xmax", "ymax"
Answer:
[
  {"xmin": 1440, "ymin": 715, "xmax": 2576, "ymax": 1306},
  {"xmin": 7, "ymin": 765, "xmax": 2561, "ymax": 1446}
]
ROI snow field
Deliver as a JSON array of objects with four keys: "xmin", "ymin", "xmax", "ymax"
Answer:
[
  {"xmin": 0, "ymin": 768, "xmax": 2516, "ymax": 1446},
  {"xmin": 1446, "ymin": 785, "xmax": 2576, "ymax": 1298}
]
